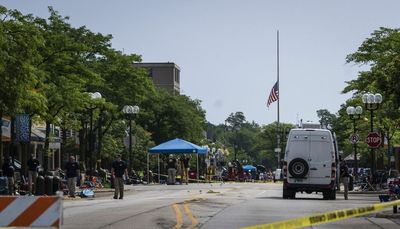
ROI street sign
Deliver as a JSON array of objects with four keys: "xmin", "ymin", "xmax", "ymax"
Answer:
[
  {"xmin": 365, "ymin": 132, "xmax": 381, "ymax": 148},
  {"xmin": 349, "ymin": 133, "xmax": 359, "ymax": 144},
  {"xmin": 274, "ymin": 148, "xmax": 281, "ymax": 153}
]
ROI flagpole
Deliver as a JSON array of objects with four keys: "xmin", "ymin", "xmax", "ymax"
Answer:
[{"xmin": 276, "ymin": 30, "xmax": 281, "ymax": 168}]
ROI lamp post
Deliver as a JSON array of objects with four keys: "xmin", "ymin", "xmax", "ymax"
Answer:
[
  {"xmin": 346, "ymin": 105, "xmax": 363, "ymax": 179},
  {"xmin": 88, "ymin": 92, "xmax": 102, "ymax": 171},
  {"xmin": 122, "ymin": 105, "xmax": 139, "ymax": 169},
  {"xmin": 362, "ymin": 92, "xmax": 383, "ymax": 175}
]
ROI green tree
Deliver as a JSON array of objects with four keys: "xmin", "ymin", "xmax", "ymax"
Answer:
[
  {"xmin": 344, "ymin": 27, "xmax": 400, "ymax": 169},
  {"xmin": 254, "ymin": 122, "xmax": 294, "ymax": 169},
  {"xmin": 140, "ymin": 91, "xmax": 207, "ymax": 145},
  {"xmin": 0, "ymin": 6, "xmax": 45, "ymax": 165},
  {"xmin": 31, "ymin": 8, "xmax": 111, "ymax": 170}
]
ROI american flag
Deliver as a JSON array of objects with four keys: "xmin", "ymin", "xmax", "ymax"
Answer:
[{"xmin": 267, "ymin": 82, "xmax": 279, "ymax": 107}]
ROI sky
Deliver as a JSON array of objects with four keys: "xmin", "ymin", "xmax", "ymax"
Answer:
[{"xmin": 2, "ymin": 0, "xmax": 400, "ymax": 126}]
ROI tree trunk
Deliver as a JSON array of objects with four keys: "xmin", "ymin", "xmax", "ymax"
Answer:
[
  {"xmin": 21, "ymin": 142, "xmax": 29, "ymax": 176},
  {"xmin": 43, "ymin": 122, "xmax": 51, "ymax": 171},
  {"xmin": 61, "ymin": 126, "xmax": 68, "ymax": 169},
  {"xmin": 97, "ymin": 113, "xmax": 103, "ymax": 170},
  {"xmin": 9, "ymin": 117, "xmax": 15, "ymax": 165},
  {"xmin": 78, "ymin": 119, "xmax": 86, "ymax": 171},
  {"xmin": 0, "ymin": 110, "xmax": 3, "ymax": 167}
]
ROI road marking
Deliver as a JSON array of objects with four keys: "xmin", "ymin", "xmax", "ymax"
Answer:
[
  {"xmin": 172, "ymin": 204, "xmax": 183, "ymax": 229},
  {"xmin": 183, "ymin": 203, "xmax": 198, "ymax": 229},
  {"xmin": 171, "ymin": 196, "xmax": 202, "ymax": 229}
]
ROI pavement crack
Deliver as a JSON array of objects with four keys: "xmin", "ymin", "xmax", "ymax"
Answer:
[
  {"xmin": 96, "ymin": 202, "xmax": 176, "ymax": 229},
  {"xmin": 365, "ymin": 217, "xmax": 386, "ymax": 229}
]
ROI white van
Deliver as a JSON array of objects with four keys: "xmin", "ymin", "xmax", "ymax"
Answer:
[{"xmin": 282, "ymin": 128, "xmax": 338, "ymax": 200}]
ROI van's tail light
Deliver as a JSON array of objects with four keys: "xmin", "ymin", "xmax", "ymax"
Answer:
[
  {"xmin": 331, "ymin": 162, "xmax": 336, "ymax": 180},
  {"xmin": 283, "ymin": 161, "xmax": 288, "ymax": 178}
]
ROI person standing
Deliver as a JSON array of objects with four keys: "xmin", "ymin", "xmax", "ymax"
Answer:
[
  {"xmin": 181, "ymin": 155, "xmax": 190, "ymax": 184},
  {"xmin": 167, "ymin": 155, "xmax": 177, "ymax": 185},
  {"xmin": 27, "ymin": 154, "xmax": 40, "ymax": 195},
  {"xmin": 2, "ymin": 157, "xmax": 15, "ymax": 195},
  {"xmin": 340, "ymin": 160, "xmax": 350, "ymax": 200},
  {"xmin": 207, "ymin": 154, "xmax": 216, "ymax": 182},
  {"xmin": 65, "ymin": 156, "xmax": 80, "ymax": 198},
  {"xmin": 111, "ymin": 154, "xmax": 127, "ymax": 199}
]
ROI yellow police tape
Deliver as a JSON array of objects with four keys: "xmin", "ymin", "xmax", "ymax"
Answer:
[{"xmin": 241, "ymin": 199, "xmax": 400, "ymax": 229}]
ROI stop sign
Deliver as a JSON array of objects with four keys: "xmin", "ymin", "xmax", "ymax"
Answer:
[{"xmin": 365, "ymin": 132, "xmax": 381, "ymax": 148}]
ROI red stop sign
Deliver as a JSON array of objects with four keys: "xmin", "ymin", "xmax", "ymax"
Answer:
[{"xmin": 365, "ymin": 132, "xmax": 381, "ymax": 148}]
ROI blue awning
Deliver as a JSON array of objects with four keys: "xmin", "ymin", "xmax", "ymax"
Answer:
[{"xmin": 149, "ymin": 138, "xmax": 207, "ymax": 154}]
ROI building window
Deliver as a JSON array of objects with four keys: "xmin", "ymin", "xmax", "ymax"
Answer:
[
  {"xmin": 148, "ymin": 68, "xmax": 153, "ymax": 78},
  {"xmin": 174, "ymin": 69, "xmax": 180, "ymax": 83}
]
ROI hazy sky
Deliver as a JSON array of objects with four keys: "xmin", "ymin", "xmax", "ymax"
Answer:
[{"xmin": 2, "ymin": 1, "xmax": 400, "ymax": 126}]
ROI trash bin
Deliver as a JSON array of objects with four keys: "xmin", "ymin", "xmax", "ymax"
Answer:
[
  {"xmin": 53, "ymin": 176, "xmax": 60, "ymax": 194},
  {"xmin": 0, "ymin": 177, "xmax": 8, "ymax": 194},
  {"xmin": 45, "ymin": 175, "xmax": 54, "ymax": 195},
  {"xmin": 35, "ymin": 175, "xmax": 45, "ymax": 195}
]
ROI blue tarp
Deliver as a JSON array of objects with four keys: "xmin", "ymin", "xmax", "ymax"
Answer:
[
  {"xmin": 148, "ymin": 138, "xmax": 207, "ymax": 154},
  {"xmin": 243, "ymin": 165, "xmax": 257, "ymax": 171}
]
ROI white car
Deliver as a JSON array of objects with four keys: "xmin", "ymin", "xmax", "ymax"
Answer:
[{"xmin": 282, "ymin": 128, "xmax": 338, "ymax": 200}]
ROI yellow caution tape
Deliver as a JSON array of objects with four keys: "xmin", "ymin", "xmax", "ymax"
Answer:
[{"xmin": 241, "ymin": 199, "xmax": 400, "ymax": 229}]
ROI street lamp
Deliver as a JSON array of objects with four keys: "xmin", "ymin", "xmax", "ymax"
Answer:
[
  {"xmin": 346, "ymin": 105, "xmax": 363, "ymax": 179},
  {"xmin": 88, "ymin": 92, "xmax": 102, "ymax": 171},
  {"xmin": 122, "ymin": 105, "xmax": 139, "ymax": 169},
  {"xmin": 362, "ymin": 92, "xmax": 383, "ymax": 174}
]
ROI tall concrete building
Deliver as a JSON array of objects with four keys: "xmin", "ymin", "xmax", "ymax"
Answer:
[{"xmin": 134, "ymin": 62, "xmax": 180, "ymax": 95}]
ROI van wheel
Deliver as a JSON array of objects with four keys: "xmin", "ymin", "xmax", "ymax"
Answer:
[
  {"xmin": 283, "ymin": 188, "xmax": 289, "ymax": 199},
  {"xmin": 322, "ymin": 191, "xmax": 329, "ymax": 200},
  {"xmin": 289, "ymin": 190, "xmax": 296, "ymax": 199},
  {"xmin": 288, "ymin": 158, "xmax": 309, "ymax": 178},
  {"xmin": 330, "ymin": 189, "xmax": 336, "ymax": 200}
]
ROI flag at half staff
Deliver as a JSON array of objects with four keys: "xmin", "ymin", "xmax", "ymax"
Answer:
[{"xmin": 267, "ymin": 81, "xmax": 279, "ymax": 107}]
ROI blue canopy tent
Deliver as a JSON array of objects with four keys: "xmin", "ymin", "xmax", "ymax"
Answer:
[
  {"xmin": 243, "ymin": 165, "xmax": 257, "ymax": 171},
  {"xmin": 148, "ymin": 138, "xmax": 208, "ymax": 183}
]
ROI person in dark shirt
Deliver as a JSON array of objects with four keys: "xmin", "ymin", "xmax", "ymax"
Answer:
[
  {"xmin": 2, "ymin": 157, "xmax": 15, "ymax": 195},
  {"xmin": 111, "ymin": 154, "xmax": 127, "ymax": 199},
  {"xmin": 340, "ymin": 160, "xmax": 350, "ymax": 200},
  {"xmin": 27, "ymin": 154, "xmax": 40, "ymax": 195},
  {"xmin": 65, "ymin": 156, "xmax": 80, "ymax": 197},
  {"xmin": 167, "ymin": 155, "xmax": 177, "ymax": 185},
  {"xmin": 180, "ymin": 155, "xmax": 190, "ymax": 185}
]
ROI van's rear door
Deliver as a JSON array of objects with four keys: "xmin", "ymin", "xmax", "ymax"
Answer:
[
  {"xmin": 308, "ymin": 131, "xmax": 333, "ymax": 185},
  {"xmin": 286, "ymin": 131, "xmax": 310, "ymax": 184}
]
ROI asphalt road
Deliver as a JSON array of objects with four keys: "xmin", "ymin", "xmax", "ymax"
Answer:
[{"xmin": 61, "ymin": 182, "xmax": 400, "ymax": 229}]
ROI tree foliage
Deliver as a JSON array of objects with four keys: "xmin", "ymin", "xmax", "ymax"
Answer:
[
  {"xmin": 0, "ymin": 6, "xmax": 208, "ymax": 172},
  {"xmin": 340, "ymin": 27, "xmax": 400, "ymax": 168}
]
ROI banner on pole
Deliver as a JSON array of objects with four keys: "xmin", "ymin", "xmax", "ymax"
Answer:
[{"xmin": 15, "ymin": 114, "xmax": 30, "ymax": 142}]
